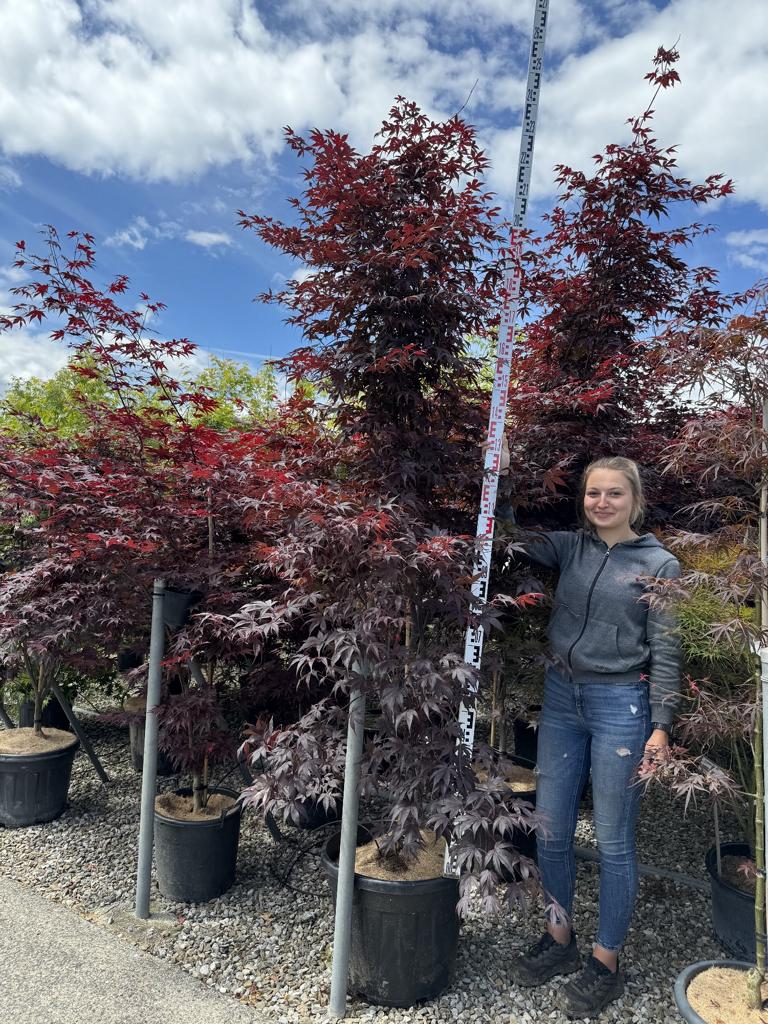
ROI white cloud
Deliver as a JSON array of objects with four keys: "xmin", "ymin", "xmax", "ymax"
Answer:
[
  {"xmin": 725, "ymin": 228, "xmax": 768, "ymax": 273},
  {"xmin": 0, "ymin": 332, "xmax": 69, "ymax": 390},
  {"xmin": 105, "ymin": 216, "xmax": 180, "ymax": 249},
  {"xmin": 184, "ymin": 230, "xmax": 233, "ymax": 248},
  {"xmin": 0, "ymin": 0, "xmax": 765, "ymax": 213},
  {"xmin": 290, "ymin": 266, "xmax": 315, "ymax": 285},
  {"xmin": 726, "ymin": 229, "xmax": 768, "ymax": 247},
  {"xmin": 104, "ymin": 216, "xmax": 153, "ymax": 250},
  {"xmin": 0, "ymin": 265, "xmax": 69, "ymax": 389}
]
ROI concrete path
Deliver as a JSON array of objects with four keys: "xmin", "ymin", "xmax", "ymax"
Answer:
[{"xmin": 0, "ymin": 875, "xmax": 263, "ymax": 1023}]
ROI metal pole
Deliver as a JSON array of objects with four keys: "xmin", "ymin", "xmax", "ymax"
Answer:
[
  {"xmin": 48, "ymin": 679, "xmax": 110, "ymax": 783},
  {"xmin": 329, "ymin": 686, "xmax": 366, "ymax": 1019},
  {"xmin": 135, "ymin": 579, "xmax": 166, "ymax": 919}
]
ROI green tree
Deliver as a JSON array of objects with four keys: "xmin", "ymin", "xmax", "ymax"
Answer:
[
  {"xmin": 0, "ymin": 356, "xmax": 280, "ymax": 439},
  {"xmin": 187, "ymin": 357, "xmax": 278, "ymax": 429},
  {"xmin": 0, "ymin": 358, "xmax": 117, "ymax": 438}
]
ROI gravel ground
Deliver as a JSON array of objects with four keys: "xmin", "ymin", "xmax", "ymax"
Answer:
[{"xmin": 0, "ymin": 714, "xmax": 735, "ymax": 1023}]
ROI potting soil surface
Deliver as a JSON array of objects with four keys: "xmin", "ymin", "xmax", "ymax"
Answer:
[
  {"xmin": 687, "ymin": 966, "xmax": 767, "ymax": 1024},
  {"xmin": 476, "ymin": 764, "xmax": 535, "ymax": 792},
  {"xmin": 155, "ymin": 791, "xmax": 236, "ymax": 821},
  {"xmin": 0, "ymin": 726, "xmax": 78, "ymax": 755},
  {"xmin": 354, "ymin": 830, "xmax": 447, "ymax": 880}
]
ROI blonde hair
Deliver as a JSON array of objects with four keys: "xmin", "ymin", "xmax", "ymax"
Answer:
[{"xmin": 579, "ymin": 456, "xmax": 646, "ymax": 529}]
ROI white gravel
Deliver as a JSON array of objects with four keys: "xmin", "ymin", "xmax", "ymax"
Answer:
[{"xmin": 0, "ymin": 714, "xmax": 733, "ymax": 1023}]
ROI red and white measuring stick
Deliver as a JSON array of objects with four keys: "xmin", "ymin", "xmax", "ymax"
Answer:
[{"xmin": 444, "ymin": 0, "xmax": 549, "ymax": 877}]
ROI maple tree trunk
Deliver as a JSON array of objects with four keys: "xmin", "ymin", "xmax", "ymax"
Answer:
[
  {"xmin": 490, "ymin": 671, "xmax": 499, "ymax": 749},
  {"xmin": 192, "ymin": 771, "xmax": 204, "ymax": 814},
  {"xmin": 33, "ymin": 680, "xmax": 44, "ymax": 737},
  {"xmin": 21, "ymin": 650, "xmax": 46, "ymax": 737}
]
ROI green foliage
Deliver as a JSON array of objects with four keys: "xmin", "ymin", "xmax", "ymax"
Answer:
[
  {"xmin": 0, "ymin": 356, "xmax": 281, "ymax": 439},
  {"xmin": 187, "ymin": 357, "xmax": 279, "ymax": 429},
  {"xmin": 677, "ymin": 588, "xmax": 754, "ymax": 682},
  {"xmin": 0, "ymin": 359, "xmax": 116, "ymax": 437}
]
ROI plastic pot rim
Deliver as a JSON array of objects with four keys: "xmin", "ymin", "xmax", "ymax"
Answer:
[
  {"xmin": 0, "ymin": 737, "xmax": 80, "ymax": 764},
  {"xmin": 154, "ymin": 785, "xmax": 242, "ymax": 829},
  {"xmin": 320, "ymin": 827, "xmax": 460, "ymax": 896},
  {"xmin": 674, "ymin": 959, "xmax": 753, "ymax": 1024}
]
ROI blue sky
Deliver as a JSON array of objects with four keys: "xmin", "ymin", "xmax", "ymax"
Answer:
[{"xmin": 1, "ymin": 0, "xmax": 766, "ymax": 389}]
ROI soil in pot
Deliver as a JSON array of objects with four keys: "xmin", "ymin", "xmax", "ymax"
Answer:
[
  {"xmin": 0, "ymin": 727, "xmax": 76, "ymax": 755},
  {"xmin": 155, "ymin": 790, "xmax": 235, "ymax": 821},
  {"xmin": 688, "ymin": 965, "xmax": 765, "ymax": 1024},
  {"xmin": 720, "ymin": 854, "xmax": 756, "ymax": 896},
  {"xmin": 354, "ymin": 831, "xmax": 446, "ymax": 881}
]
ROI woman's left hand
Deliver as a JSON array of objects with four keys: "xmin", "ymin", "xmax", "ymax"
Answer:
[{"xmin": 642, "ymin": 729, "xmax": 670, "ymax": 770}]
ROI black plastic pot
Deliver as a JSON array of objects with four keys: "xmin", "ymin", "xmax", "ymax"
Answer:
[
  {"xmin": 321, "ymin": 828, "xmax": 460, "ymax": 1007},
  {"xmin": 674, "ymin": 959, "xmax": 751, "ymax": 1023},
  {"xmin": 117, "ymin": 649, "xmax": 143, "ymax": 672},
  {"xmin": 162, "ymin": 588, "xmax": 203, "ymax": 629},
  {"xmin": 0, "ymin": 737, "xmax": 80, "ymax": 827},
  {"xmin": 127, "ymin": 717, "xmax": 175, "ymax": 776},
  {"xmin": 295, "ymin": 797, "xmax": 342, "ymax": 830},
  {"xmin": 705, "ymin": 841, "xmax": 755, "ymax": 961},
  {"xmin": 18, "ymin": 697, "xmax": 71, "ymax": 732},
  {"xmin": 154, "ymin": 786, "xmax": 242, "ymax": 902},
  {"xmin": 512, "ymin": 709, "xmax": 540, "ymax": 763}
]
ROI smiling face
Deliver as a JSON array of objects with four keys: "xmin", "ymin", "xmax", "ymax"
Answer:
[{"xmin": 583, "ymin": 468, "xmax": 635, "ymax": 534}]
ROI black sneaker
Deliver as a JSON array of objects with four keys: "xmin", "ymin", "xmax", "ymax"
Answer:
[
  {"xmin": 509, "ymin": 932, "xmax": 581, "ymax": 988},
  {"xmin": 557, "ymin": 954, "xmax": 624, "ymax": 1018}
]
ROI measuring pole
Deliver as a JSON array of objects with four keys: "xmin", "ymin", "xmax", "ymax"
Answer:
[{"xmin": 445, "ymin": 0, "xmax": 549, "ymax": 876}]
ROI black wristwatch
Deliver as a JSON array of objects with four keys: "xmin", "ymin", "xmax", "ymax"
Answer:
[{"xmin": 651, "ymin": 722, "xmax": 671, "ymax": 734}]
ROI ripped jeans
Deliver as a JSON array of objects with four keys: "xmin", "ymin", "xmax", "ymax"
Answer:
[{"xmin": 535, "ymin": 666, "xmax": 651, "ymax": 951}]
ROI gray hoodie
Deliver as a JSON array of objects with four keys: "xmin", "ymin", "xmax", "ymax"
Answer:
[{"xmin": 521, "ymin": 529, "xmax": 681, "ymax": 725}]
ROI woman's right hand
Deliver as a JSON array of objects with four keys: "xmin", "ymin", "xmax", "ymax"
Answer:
[{"xmin": 480, "ymin": 431, "xmax": 510, "ymax": 475}]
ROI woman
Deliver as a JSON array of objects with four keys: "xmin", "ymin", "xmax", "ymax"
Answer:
[{"xmin": 506, "ymin": 455, "xmax": 680, "ymax": 1019}]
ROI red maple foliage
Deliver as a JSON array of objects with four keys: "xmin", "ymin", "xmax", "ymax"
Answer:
[{"xmin": 505, "ymin": 45, "xmax": 750, "ymax": 528}]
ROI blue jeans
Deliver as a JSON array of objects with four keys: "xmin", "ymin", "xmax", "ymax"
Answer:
[{"xmin": 535, "ymin": 667, "xmax": 651, "ymax": 951}]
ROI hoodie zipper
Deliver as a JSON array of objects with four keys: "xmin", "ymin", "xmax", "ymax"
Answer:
[{"xmin": 566, "ymin": 545, "xmax": 611, "ymax": 671}]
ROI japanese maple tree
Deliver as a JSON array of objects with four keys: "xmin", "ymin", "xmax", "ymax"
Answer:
[
  {"xmin": 0, "ymin": 230, "xmax": 307, "ymax": 796},
  {"xmin": 237, "ymin": 100, "xmax": 540, "ymax": 907},
  {"xmin": 238, "ymin": 98, "xmax": 506, "ymax": 520},
  {"xmin": 505, "ymin": 45, "xmax": 746, "ymax": 528}
]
